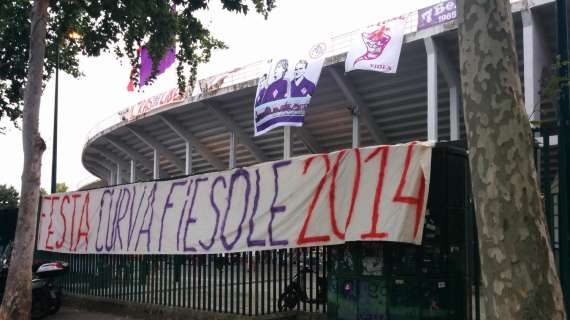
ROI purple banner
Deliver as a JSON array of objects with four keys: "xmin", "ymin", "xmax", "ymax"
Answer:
[
  {"xmin": 253, "ymin": 42, "xmax": 327, "ymax": 136},
  {"xmin": 139, "ymin": 47, "xmax": 176, "ymax": 88},
  {"xmin": 417, "ymin": 0, "xmax": 457, "ymax": 31}
]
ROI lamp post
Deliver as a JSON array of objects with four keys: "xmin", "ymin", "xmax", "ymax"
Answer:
[
  {"xmin": 51, "ymin": 39, "xmax": 60, "ymax": 194},
  {"xmin": 51, "ymin": 31, "xmax": 81, "ymax": 194}
]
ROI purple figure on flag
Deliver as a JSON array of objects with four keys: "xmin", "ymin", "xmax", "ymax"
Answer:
[
  {"xmin": 290, "ymin": 60, "xmax": 316, "ymax": 97},
  {"xmin": 353, "ymin": 25, "xmax": 392, "ymax": 66},
  {"xmin": 263, "ymin": 59, "xmax": 289, "ymax": 103},
  {"xmin": 139, "ymin": 47, "xmax": 176, "ymax": 88},
  {"xmin": 255, "ymin": 74, "xmax": 268, "ymax": 107}
]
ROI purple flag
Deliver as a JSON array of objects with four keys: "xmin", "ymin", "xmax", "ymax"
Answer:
[
  {"xmin": 253, "ymin": 42, "xmax": 327, "ymax": 136},
  {"xmin": 139, "ymin": 47, "xmax": 176, "ymax": 88}
]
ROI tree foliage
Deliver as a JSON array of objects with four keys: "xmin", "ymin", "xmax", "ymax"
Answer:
[
  {"xmin": 0, "ymin": 0, "xmax": 276, "ymax": 132},
  {"xmin": 55, "ymin": 182, "xmax": 68, "ymax": 193},
  {"xmin": 0, "ymin": 185, "xmax": 19, "ymax": 209},
  {"xmin": 0, "ymin": 1, "xmax": 275, "ymax": 318}
]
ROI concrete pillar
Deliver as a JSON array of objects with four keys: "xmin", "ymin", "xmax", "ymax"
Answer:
[
  {"xmin": 450, "ymin": 86, "xmax": 460, "ymax": 140},
  {"xmin": 153, "ymin": 149, "xmax": 160, "ymax": 180},
  {"xmin": 352, "ymin": 106, "xmax": 360, "ymax": 148},
  {"xmin": 229, "ymin": 131, "xmax": 237, "ymax": 169},
  {"xmin": 116, "ymin": 163, "xmax": 122, "ymax": 185},
  {"xmin": 522, "ymin": 9, "xmax": 550, "ymax": 124},
  {"xmin": 425, "ymin": 37, "xmax": 439, "ymax": 141},
  {"xmin": 130, "ymin": 160, "xmax": 136, "ymax": 183},
  {"xmin": 283, "ymin": 126, "xmax": 292, "ymax": 159},
  {"xmin": 185, "ymin": 141, "xmax": 192, "ymax": 175},
  {"xmin": 109, "ymin": 170, "xmax": 115, "ymax": 186}
]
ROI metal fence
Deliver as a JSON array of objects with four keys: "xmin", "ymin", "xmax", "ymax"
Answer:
[{"xmin": 38, "ymin": 247, "xmax": 327, "ymax": 316}]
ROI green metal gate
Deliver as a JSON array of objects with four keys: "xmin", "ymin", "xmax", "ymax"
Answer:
[{"xmin": 326, "ymin": 142, "xmax": 478, "ymax": 320}]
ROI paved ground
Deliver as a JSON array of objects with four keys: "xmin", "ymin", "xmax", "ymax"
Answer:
[{"xmin": 45, "ymin": 307, "xmax": 144, "ymax": 320}]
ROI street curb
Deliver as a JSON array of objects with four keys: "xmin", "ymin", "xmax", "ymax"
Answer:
[{"xmin": 63, "ymin": 293, "xmax": 326, "ymax": 320}]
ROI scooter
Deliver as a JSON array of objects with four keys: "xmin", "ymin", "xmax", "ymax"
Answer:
[
  {"xmin": 278, "ymin": 265, "xmax": 326, "ymax": 311},
  {"xmin": 0, "ymin": 242, "xmax": 68, "ymax": 319}
]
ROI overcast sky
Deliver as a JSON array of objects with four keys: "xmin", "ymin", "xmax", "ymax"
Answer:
[{"xmin": 0, "ymin": 0, "xmax": 438, "ymax": 192}]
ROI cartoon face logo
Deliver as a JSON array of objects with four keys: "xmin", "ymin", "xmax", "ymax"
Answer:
[
  {"xmin": 309, "ymin": 42, "xmax": 327, "ymax": 59},
  {"xmin": 353, "ymin": 25, "xmax": 392, "ymax": 66}
]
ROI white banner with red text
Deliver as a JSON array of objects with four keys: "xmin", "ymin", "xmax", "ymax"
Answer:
[{"xmin": 37, "ymin": 142, "xmax": 433, "ymax": 255}]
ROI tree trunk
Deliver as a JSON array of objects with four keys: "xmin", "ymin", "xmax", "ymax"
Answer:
[
  {"xmin": 458, "ymin": 0, "xmax": 565, "ymax": 319},
  {"xmin": 0, "ymin": 0, "xmax": 48, "ymax": 319}
]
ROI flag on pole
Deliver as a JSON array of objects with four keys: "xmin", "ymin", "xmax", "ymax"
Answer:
[
  {"xmin": 139, "ymin": 47, "xmax": 176, "ymax": 88},
  {"xmin": 127, "ymin": 47, "xmax": 176, "ymax": 91},
  {"xmin": 345, "ymin": 17, "xmax": 406, "ymax": 74},
  {"xmin": 253, "ymin": 42, "xmax": 327, "ymax": 136}
]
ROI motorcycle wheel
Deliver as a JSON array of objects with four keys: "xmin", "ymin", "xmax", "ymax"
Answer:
[
  {"xmin": 278, "ymin": 289, "xmax": 299, "ymax": 312},
  {"xmin": 47, "ymin": 300, "xmax": 61, "ymax": 315},
  {"xmin": 31, "ymin": 297, "xmax": 46, "ymax": 319},
  {"xmin": 47, "ymin": 290, "xmax": 62, "ymax": 315}
]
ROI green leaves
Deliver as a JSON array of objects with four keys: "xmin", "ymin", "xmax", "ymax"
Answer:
[
  {"xmin": 0, "ymin": 0, "xmax": 276, "ymax": 129},
  {"xmin": 0, "ymin": 185, "xmax": 19, "ymax": 209}
]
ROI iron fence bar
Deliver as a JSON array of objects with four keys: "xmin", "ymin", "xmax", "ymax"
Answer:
[
  {"xmin": 266, "ymin": 251, "xmax": 270, "ymax": 313},
  {"xmin": 169, "ymin": 255, "xmax": 173, "ymax": 307},
  {"xmin": 248, "ymin": 252, "xmax": 253, "ymax": 316},
  {"xmin": 214, "ymin": 254, "xmax": 218, "ymax": 312},
  {"xmin": 163, "ymin": 255, "xmax": 168, "ymax": 305},
  {"xmin": 108, "ymin": 255, "xmax": 112, "ymax": 298},
  {"xmin": 199, "ymin": 255, "xmax": 204, "ymax": 310},
  {"xmin": 153, "ymin": 255, "xmax": 159, "ymax": 304},
  {"xmin": 261, "ymin": 251, "xmax": 266, "ymax": 314},
  {"xmin": 167, "ymin": 255, "xmax": 171, "ymax": 305},
  {"xmin": 133, "ymin": 256, "xmax": 137, "ymax": 303},
  {"xmin": 278, "ymin": 249, "xmax": 283, "ymax": 312},
  {"xmin": 302, "ymin": 248, "xmax": 307, "ymax": 311},
  {"xmin": 224, "ymin": 254, "xmax": 230, "ymax": 313},
  {"xmin": 255, "ymin": 251, "xmax": 259, "ymax": 316},
  {"xmin": 162, "ymin": 255, "xmax": 172, "ymax": 307},
  {"xmin": 311, "ymin": 247, "xmax": 321, "ymax": 312},
  {"xmin": 122, "ymin": 255, "xmax": 126, "ymax": 300},
  {"xmin": 239, "ymin": 253, "xmax": 243, "ymax": 313},
  {"xmin": 104, "ymin": 255, "xmax": 109, "ymax": 298},
  {"xmin": 267, "ymin": 251, "xmax": 272, "ymax": 313},
  {"xmin": 208, "ymin": 255, "xmax": 212, "ymax": 311},
  {"xmin": 158, "ymin": 255, "xmax": 163, "ymax": 304},
  {"xmin": 124, "ymin": 256, "xmax": 128, "ymax": 301},
  {"xmin": 296, "ymin": 248, "xmax": 301, "ymax": 311},
  {"xmin": 310, "ymin": 248, "xmax": 314, "ymax": 313},
  {"xmin": 116, "ymin": 255, "xmax": 120, "ymax": 299},
  {"xmin": 182, "ymin": 256, "xmax": 187, "ymax": 308},
  {"xmin": 143, "ymin": 256, "xmax": 147, "ymax": 302},
  {"xmin": 232, "ymin": 254, "xmax": 237, "ymax": 314},
  {"xmin": 105, "ymin": 255, "xmax": 109, "ymax": 298},
  {"xmin": 117, "ymin": 255, "xmax": 121, "ymax": 299},
  {"xmin": 192, "ymin": 255, "xmax": 197, "ymax": 309},
  {"xmin": 323, "ymin": 247, "xmax": 326, "ymax": 314},
  {"xmin": 115, "ymin": 255, "xmax": 119, "ymax": 299},
  {"xmin": 90, "ymin": 254, "xmax": 95, "ymax": 295},
  {"xmin": 272, "ymin": 250, "xmax": 277, "ymax": 313},
  {"xmin": 111, "ymin": 255, "xmax": 116, "ymax": 299}
]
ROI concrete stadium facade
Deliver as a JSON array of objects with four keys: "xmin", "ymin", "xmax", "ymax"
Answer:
[{"xmin": 81, "ymin": 0, "xmax": 558, "ymax": 185}]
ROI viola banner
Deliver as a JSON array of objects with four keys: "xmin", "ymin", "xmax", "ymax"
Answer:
[
  {"xmin": 37, "ymin": 142, "xmax": 433, "ymax": 255},
  {"xmin": 119, "ymin": 87, "xmax": 186, "ymax": 121},
  {"xmin": 253, "ymin": 42, "xmax": 327, "ymax": 136},
  {"xmin": 345, "ymin": 17, "xmax": 406, "ymax": 74}
]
